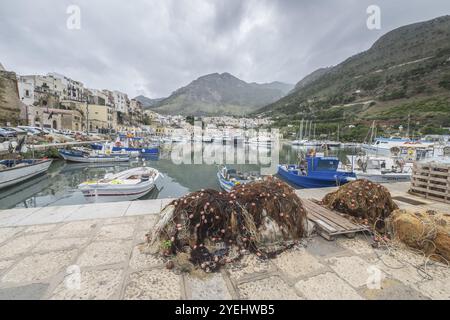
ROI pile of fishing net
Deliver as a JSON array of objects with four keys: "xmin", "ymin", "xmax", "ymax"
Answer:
[
  {"xmin": 387, "ymin": 209, "xmax": 450, "ymax": 263},
  {"xmin": 145, "ymin": 177, "xmax": 308, "ymax": 272},
  {"xmin": 321, "ymin": 179, "xmax": 398, "ymax": 232}
]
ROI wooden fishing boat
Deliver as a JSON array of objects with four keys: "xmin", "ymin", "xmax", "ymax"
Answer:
[
  {"xmin": 58, "ymin": 149, "xmax": 130, "ymax": 163},
  {"xmin": 217, "ymin": 166, "xmax": 262, "ymax": 192},
  {"xmin": 278, "ymin": 156, "xmax": 356, "ymax": 188}
]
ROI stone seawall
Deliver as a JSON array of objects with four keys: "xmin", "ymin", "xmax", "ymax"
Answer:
[{"xmin": 0, "ymin": 70, "xmax": 22, "ymax": 126}]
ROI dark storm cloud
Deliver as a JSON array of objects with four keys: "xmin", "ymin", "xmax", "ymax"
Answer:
[{"xmin": 0, "ymin": 0, "xmax": 449, "ymax": 98}]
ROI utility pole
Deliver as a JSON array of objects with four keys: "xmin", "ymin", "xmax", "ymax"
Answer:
[{"xmin": 85, "ymin": 99, "xmax": 89, "ymax": 135}]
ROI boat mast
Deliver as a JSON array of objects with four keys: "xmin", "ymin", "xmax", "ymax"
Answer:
[
  {"xmin": 337, "ymin": 123, "xmax": 340, "ymax": 142},
  {"xmin": 299, "ymin": 119, "xmax": 304, "ymax": 140},
  {"xmin": 406, "ymin": 113, "xmax": 411, "ymax": 139}
]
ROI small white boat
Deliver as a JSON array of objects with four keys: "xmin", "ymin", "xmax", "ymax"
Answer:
[
  {"xmin": 247, "ymin": 136, "xmax": 273, "ymax": 146},
  {"xmin": 347, "ymin": 155, "xmax": 412, "ymax": 183},
  {"xmin": 78, "ymin": 167, "xmax": 162, "ymax": 201},
  {"xmin": 0, "ymin": 158, "xmax": 53, "ymax": 189},
  {"xmin": 202, "ymin": 135, "xmax": 213, "ymax": 143}
]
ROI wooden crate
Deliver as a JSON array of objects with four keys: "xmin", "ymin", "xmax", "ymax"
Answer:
[{"xmin": 410, "ymin": 162, "xmax": 450, "ymax": 204}]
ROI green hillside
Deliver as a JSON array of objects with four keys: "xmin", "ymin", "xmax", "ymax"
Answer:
[{"xmin": 259, "ymin": 16, "xmax": 450, "ymax": 138}]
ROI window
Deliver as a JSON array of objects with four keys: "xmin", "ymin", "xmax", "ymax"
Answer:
[{"xmin": 316, "ymin": 160, "xmax": 338, "ymax": 171}]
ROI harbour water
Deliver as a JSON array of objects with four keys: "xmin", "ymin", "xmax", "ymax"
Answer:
[{"xmin": 0, "ymin": 143, "xmax": 359, "ymax": 209}]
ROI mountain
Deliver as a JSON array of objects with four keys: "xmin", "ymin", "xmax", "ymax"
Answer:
[
  {"xmin": 134, "ymin": 95, "xmax": 164, "ymax": 110},
  {"xmin": 152, "ymin": 72, "xmax": 293, "ymax": 116},
  {"xmin": 294, "ymin": 67, "xmax": 332, "ymax": 90},
  {"xmin": 259, "ymin": 15, "xmax": 450, "ymax": 129},
  {"xmin": 252, "ymin": 81, "xmax": 294, "ymax": 94}
]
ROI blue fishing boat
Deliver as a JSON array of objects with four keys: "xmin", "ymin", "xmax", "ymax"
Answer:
[
  {"xmin": 277, "ymin": 156, "xmax": 356, "ymax": 188},
  {"xmin": 217, "ymin": 166, "xmax": 262, "ymax": 192},
  {"xmin": 59, "ymin": 149, "xmax": 130, "ymax": 163}
]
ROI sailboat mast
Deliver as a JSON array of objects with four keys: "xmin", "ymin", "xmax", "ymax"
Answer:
[{"xmin": 299, "ymin": 119, "xmax": 304, "ymax": 140}]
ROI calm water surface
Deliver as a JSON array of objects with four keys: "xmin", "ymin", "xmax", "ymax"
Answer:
[{"xmin": 0, "ymin": 143, "xmax": 360, "ymax": 209}]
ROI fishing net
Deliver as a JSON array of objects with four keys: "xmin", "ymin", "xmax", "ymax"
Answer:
[
  {"xmin": 387, "ymin": 209, "xmax": 450, "ymax": 263},
  {"xmin": 146, "ymin": 176, "xmax": 308, "ymax": 272},
  {"xmin": 321, "ymin": 179, "xmax": 398, "ymax": 233}
]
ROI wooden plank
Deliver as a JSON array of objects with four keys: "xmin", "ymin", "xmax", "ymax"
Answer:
[
  {"xmin": 303, "ymin": 199, "xmax": 367, "ymax": 241},
  {"xmin": 303, "ymin": 199, "xmax": 358, "ymax": 230}
]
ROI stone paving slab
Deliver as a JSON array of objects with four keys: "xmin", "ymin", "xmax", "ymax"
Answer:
[
  {"xmin": 238, "ymin": 276, "xmax": 301, "ymax": 300},
  {"xmin": 295, "ymin": 272, "xmax": 363, "ymax": 300},
  {"xmin": 0, "ymin": 212, "xmax": 449, "ymax": 300},
  {"xmin": 185, "ymin": 273, "xmax": 232, "ymax": 300}
]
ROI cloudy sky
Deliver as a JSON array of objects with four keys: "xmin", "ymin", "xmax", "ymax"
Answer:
[{"xmin": 0, "ymin": 0, "xmax": 449, "ymax": 98}]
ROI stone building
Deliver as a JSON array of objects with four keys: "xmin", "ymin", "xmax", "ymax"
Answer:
[
  {"xmin": 0, "ymin": 67, "xmax": 23, "ymax": 126},
  {"xmin": 26, "ymin": 105, "xmax": 83, "ymax": 131},
  {"xmin": 77, "ymin": 103, "xmax": 116, "ymax": 133}
]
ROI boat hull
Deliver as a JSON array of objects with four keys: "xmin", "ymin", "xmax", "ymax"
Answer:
[
  {"xmin": 59, "ymin": 150, "xmax": 130, "ymax": 163},
  {"xmin": 217, "ymin": 172, "xmax": 234, "ymax": 192},
  {"xmin": 112, "ymin": 146, "xmax": 159, "ymax": 154},
  {"xmin": 0, "ymin": 159, "xmax": 53, "ymax": 189},
  {"xmin": 79, "ymin": 182, "xmax": 155, "ymax": 201},
  {"xmin": 354, "ymin": 172, "xmax": 411, "ymax": 183},
  {"xmin": 277, "ymin": 165, "xmax": 356, "ymax": 188}
]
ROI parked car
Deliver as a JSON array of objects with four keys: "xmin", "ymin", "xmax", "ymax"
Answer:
[
  {"xmin": 5, "ymin": 127, "xmax": 27, "ymax": 135},
  {"xmin": 17, "ymin": 126, "xmax": 44, "ymax": 136},
  {"xmin": 0, "ymin": 128, "xmax": 17, "ymax": 138}
]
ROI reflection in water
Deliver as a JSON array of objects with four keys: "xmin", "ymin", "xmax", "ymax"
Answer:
[{"xmin": 0, "ymin": 143, "xmax": 359, "ymax": 209}]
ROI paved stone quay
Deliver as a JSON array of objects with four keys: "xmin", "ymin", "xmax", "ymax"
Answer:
[{"xmin": 0, "ymin": 182, "xmax": 448, "ymax": 300}]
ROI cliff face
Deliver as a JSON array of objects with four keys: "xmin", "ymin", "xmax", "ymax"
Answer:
[{"xmin": 0, "ymin": 69, "xmax": 23, "ymax": 126}]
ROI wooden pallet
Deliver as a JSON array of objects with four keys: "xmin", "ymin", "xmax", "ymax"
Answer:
[
  {"xmin": 302, "ymin": 199, "xmax": 368, "ymax": 241},
  {"xmin": 410, "ymin": 162, "xmax": 450, "ymax": 204}
]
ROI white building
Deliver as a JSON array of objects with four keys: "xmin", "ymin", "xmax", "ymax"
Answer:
[
  {"xmin": 112, "ymin": 90, "xmax": 129, "ymax": 113},
  {"xmin": 17, "ymin": 76, "xmax": 35, "ymax": 106},
  {"xmin": 48, "ymin": 72, "xmax": 85, "ymax": 102}
]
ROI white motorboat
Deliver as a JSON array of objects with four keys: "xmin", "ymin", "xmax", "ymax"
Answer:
[
  {"xmin": 346, "ymin": 155, "xmax": 412, "ymax": 183},
  {"xmin": 291, "ymin": 139, "xmax": 307, "ymax": 146},
  {"xmin": 78, "ymin": 167, "xmax": 162, "ymax": 201},
  {"xmin": 362, "ymin": 137, "xmax": 434, "ymax": 156},
  {"xmin": 247, "ymin": 136, "xmax": 273, "ymax": 146},
  {"xmin": 202, "ymin": 135, "xmax": 213, "ymax": 143},
  {"xmin": 0, "ymin": 158, "xmax": 53, "ymax": 189}
]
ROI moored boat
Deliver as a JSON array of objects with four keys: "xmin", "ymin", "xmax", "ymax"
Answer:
[
  {"xmin": 0, "ymin": 158, "xmax": 53, "ymax": 189},
  {"xmin": 277, "ymin": 156, "xmax": 356, "ymax": 188},
  {"xmin": 217, "ymin": 166, "xmax": 262, "ymax": 192},
  {"xmin": 78, "ymin": 167, "xmax": 162, "ymax": 201},
  {"xmin": 348, "ymin": 155, "xmax": 412, "ymax": 183},
  {"xmin": 59, "ymin": 149, "xmax": 130, "ymax": 163}
]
